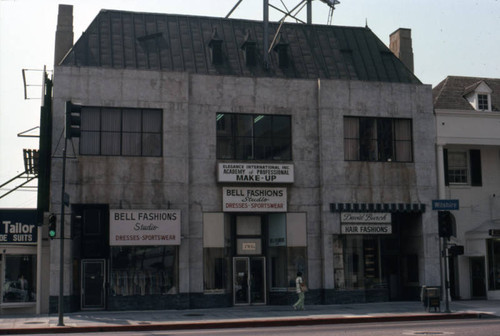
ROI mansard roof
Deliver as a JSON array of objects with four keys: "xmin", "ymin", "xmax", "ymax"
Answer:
[
  {"xmin": 61, "ymin": 9, "xmax": 420, "ymax": 84},
  {"xmin": 433, "ymin": 76, "xmax": 500, "ymax": 111}
]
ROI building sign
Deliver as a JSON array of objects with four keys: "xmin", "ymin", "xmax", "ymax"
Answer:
[
  {"xmin": 218, "ymin": 163, "xmax": 294, "ymax": 183},
  {"xmin": 340, "ymin": 212, "xmax": 392, "ymax": 235},
  {"xmin": 341, "ymin": 224, "xmax": 392, "ymax": 234},
  {"xmin": 223, "ymin": 187, "xmax": 287, "ymax": 212},
  {"xmin": 110, "ymin": 209, "xmax": 181, "ymax": 246},
  {"xmin": 432, "ymin": 199, "xmax": 459, "ymax": 211},
  {"xmin": 340, "ymin": 212, "xmax": 392, "ymax": 224},
  {"xmin": 0, "ymin": 210, "xmax": 37, "ymax": 244}
]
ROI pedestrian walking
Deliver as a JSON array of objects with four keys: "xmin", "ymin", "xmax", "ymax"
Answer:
[{"xmin": 292, "ymin": 271, "xmax": 306, "ymax": 310}]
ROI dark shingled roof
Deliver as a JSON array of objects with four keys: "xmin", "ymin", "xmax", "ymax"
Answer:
[
  {"xmin": 433, "ymin": 76, "xmax": 500, "ymax": 111},
  {"xmin": 61, "ymin": 9, "xmax": 420, "ymax": 84}
]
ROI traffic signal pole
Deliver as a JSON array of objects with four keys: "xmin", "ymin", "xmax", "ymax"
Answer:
[{"xmin": 58, "ymin": 136, "xmax": 67, "ymax": 326}]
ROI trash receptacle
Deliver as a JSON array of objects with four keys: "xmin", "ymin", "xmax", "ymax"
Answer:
[{"xmin": 420, "ymin": 286, "xmax": 440, "ymax": 312}]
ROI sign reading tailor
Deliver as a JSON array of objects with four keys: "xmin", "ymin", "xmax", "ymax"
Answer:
[
  {"xmin": 223, "ymin": 187, "xmax": 287, "ymax": 212},
  {"xmin": 0, "ymin": 210, "xmax": 37, "ymax": 244},
  {"xmin": 110, "ymin": 209, "xmax": 181, "ymax": 246},
  {"xmin": 218, "ymin": 163, "xmax": 294, "ymax": 183}
]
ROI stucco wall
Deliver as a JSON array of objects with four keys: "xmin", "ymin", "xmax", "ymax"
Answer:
[{"xmin": 51, "ymin": 66, "xmax": 439, "ymax": 297}]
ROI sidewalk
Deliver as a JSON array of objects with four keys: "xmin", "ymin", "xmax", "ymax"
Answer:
[{"xmin": 1, "ymin": 300, "xmax": 498, "ymax": 335}]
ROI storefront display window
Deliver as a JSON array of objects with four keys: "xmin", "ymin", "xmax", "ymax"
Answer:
[
  {"xmin": 334, "ymin": 236, "xmax": 382, "ymax": 290},
  {"xmin": 204, "ymin": 248, "xmax": 231, "ymax": 291},
  {"xmin": 487, "ymin": 239, "xmax": 500, "ymax": 290},
  {"xmin": 268, "ymin": 247, "xmax": 306, "ymax": 289},
  {"xmin": 110, "ymin": 246, "xmax": 177, "ymax": 296},
  {"xmin": 2, "ymin": 255, "xmax": 36, "ymax": 303}
]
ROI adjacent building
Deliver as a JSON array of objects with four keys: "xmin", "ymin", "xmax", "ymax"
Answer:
[
  {"xmin": 433, "ymin": 76, "xmax": 500, "ymax": 300},
  {"xmin": 48, "ymin": 5, "xmax": 438, "ymax": 312}
]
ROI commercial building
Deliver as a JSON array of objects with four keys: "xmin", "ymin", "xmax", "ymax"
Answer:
[
  {"xmin": 49, "ymin": 5, "xmax": 438, "ymax": 312},
  {"xmin": 434, "ymin": 76, "xmax": 500, "ymax": 300}
]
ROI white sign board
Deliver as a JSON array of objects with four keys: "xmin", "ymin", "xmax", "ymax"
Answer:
[
  {"xmin": 341, "ymin": 224, "xmax": 392, "ymax": 234},
  {"xmin": 223, "ymin": 187, "xmax": 287, "ymax": 212},
  {"xmin": 340, "ymin": 212, "xmax": 392, "ymax": 224},
  {"xmin": 110, "ymin": 209, "xmax": 181, "ymax": 246},
  {"xmin": 218, "ymin": 163, "xmax": 294, "ymax": 183}
]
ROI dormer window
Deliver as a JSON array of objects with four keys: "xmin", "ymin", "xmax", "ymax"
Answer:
[
  {"xmin": 463, "ymin": 81, "xmax": 492, "ymax": 111},
  {"xmin": 273, "ymin": 33, "xmax": 289, "ymax": 68},
  {"xmin": 209, "ymin": 28, "xmax": 223, "ymax": 65},
  {"xmin": 477, "ymin": 94, "xmax": 489, "ymax": 111},
  {"xmin": 241, "ymin": 30, "xmax": 257, "ymax": 67}
]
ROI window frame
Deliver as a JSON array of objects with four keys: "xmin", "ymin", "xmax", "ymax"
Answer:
[
  {"xmin": 477, "ymin": 93, "xmax": 490, "ymax": 111},
  {"xmin": 79, "ymin": 107, "xmax": 163, "ymax": 157},
  {"xmin": 443, "ymin": 148, "xmax": 482, "ymax": 187},
  {"xmin": 343, "ymin": 116, "xmax": 413, "ymax": 163},
  {"xmin": 216, "ymin": 113, "xmax": 292, "ymax": 161}
]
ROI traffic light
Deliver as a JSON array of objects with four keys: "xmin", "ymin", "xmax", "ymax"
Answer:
[
  {"xmin": 448, "ymin": 245, "xmax": 464, "ymax": 256},
  {"xmin": 65, "ymin": 101, "xmax": 82, "ymax": 139},
  {"xmin": 438, "ymin": 211, "xmax": 454, "ymax": 238},
  {"xmin": 48, "ymin": 213, "xmax": 57, "ymax": 239}
]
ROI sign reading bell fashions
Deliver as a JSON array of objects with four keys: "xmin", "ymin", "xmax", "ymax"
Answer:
[
  {"xmin": 218, "ymin": 163, "xmax": 294, "ymax": 183},
  {"xmin": 223, "ymin": 187, "xmax": 287, "ymax": 212},
  {"xmin": 110, "ymin": 209, "xmax": 181, "ymax": 246}
]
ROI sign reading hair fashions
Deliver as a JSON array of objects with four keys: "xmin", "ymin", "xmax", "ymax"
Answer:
[
  {"xmin": 341, "ymin": 212, "xmax": 392, "ymax": 235},
  {"xmin": 218, "ymin": 163, "xmax": 294, "ymax": 183},
  {"xmin": 110, "ymin": 209, "xmax": 181, "ymax": 246},
  {"xmin": 223, "ymin": 187, "xmax": 287, "ymax": 212}
]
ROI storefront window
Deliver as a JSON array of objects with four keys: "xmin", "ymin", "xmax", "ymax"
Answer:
[
  {"xmin": 2, "ymin": 255, "xmax": 36, "ymax": 303},
  {"xmin": 334, "ymin": 236, "xmax": 382, "ymax": 290},
  {"xmin": 487, "ymin": 239, "xmax": 500, "ymax": 290},
  {"xmin": 110, "ymin": 246, "xmax": 177, "ymax": 296},
  {"xmin": 204, "ymin": 248, "xmax": 231, "ymax": 291}
]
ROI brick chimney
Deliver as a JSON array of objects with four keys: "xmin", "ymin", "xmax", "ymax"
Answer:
[
  {"xmin": 54, "ymin": 4, "xmax": 74, "ymax": 66},
  {"xmin": 389, "ymin": 28, "xmax": 414, "ymax": 73}
]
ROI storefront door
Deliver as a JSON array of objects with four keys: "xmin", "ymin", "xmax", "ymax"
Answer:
[
  {"xmin": 233, "ymin": 257, "xmax": 266, "ymax": 305},
  {"xmin": 470, "ymin": 257, "xmax": 486, "ymax": 298},
  {"xmin": 81, "ymin": 259, "xmax": 105, "ymax": 310}
]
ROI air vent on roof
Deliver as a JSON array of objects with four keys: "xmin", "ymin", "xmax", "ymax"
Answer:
[
  {"xmin": 273, "ymin": 33, "xmax": 289, "ymax": 68},
  {"xmin": 209, "ymin": 28, "xmax": 223, "ymax": 65},
  {"xmin": 241, "ymin": 29, "xmax": 257, "ymax": 67}
]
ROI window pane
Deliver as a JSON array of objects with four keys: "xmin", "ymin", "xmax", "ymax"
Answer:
[
  {"xmin": 235, "ymin": 137, "xmax": 253, "ymax": 160},
  {"xmin": 143, "ymin": 110, "xmax": 162, "ymax": 133},
  {"xmin": 287, "ymin": 247, "xmax": 306, "ymax": 288},
  {"xmin": 123, "ymin": 109, "xmax": 141, "ymax": 132},
  {"xmin": 253, "ymin": 115, "xmax": 272, "ymax": 138},
  {"xmin": 235, "ymin": 115, "xmax": 253, "ymax": 137},
  {"xmin": 101, "ymin": 132, "xmax": 121, "ymax": 155},
  {"xmin": 101, "ymin": 108, "xmax": 121, "ymax": 131},
  {"xmin": 81, "ymin": 107, "xmax": 100, "ymax": 131},
  {"xmin": 254, "ymin": 137, "xmax": 273, "ymax": 160},
  {"xmin": 216, "ymin": 114, "xmax": 233, "ymax": 137},
  {"xmin": 377, "ymin": 119, "xmax": 393, "ymax": 162},
  {"xmin": 448, "ymin": 151, "xmax": 467, "ymax": 183},
  {"xmin": 110, "ymin": 246, "xmax": 177, "ymax": 296},
  {"xmin": 204, "ymin": 248, "xmax": 230, "ymax": 291},
  {"xmin": 217, "ymin": 136, "xmax": 234, "ymax": 159},
  {"xmin": 344, "ymin": 117, "xmax": 359, "ymax": 160},
  {"xmin": 273, "ymin": 137, "xmax": 291, "ymax": 160},
  {"xmin": 394, "ymin": 119, "xmax": 412, "ymax": 162},
  {"xmin": 3, "ymin": 255, "xmax": 36, "ymax": 303},
  {"xmin": 123, "ymin": 133, "xmax": 142, "ymax": 156},
  {"xmin": 359, "ymin": 118, "xmax": 377, "ymax": 161},
  {"xmin": 80, "ymin": 132, "xmax": 100, "ymax": 155},
  {"xmin": 269, "ymin": 247, "xmax": 288, "ymax": 288},
  {"xmin": 273, "ymin": 115, "xmax": 291, "ymax": 139}
]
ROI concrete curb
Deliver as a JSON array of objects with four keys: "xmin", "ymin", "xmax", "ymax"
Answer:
[{"xmin": 0, "ymin": 312, "xmax": 492, "ymax": 335}]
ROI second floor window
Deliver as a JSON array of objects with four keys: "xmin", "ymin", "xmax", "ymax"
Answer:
[
  {"xmin": 344, "ymin": 117, "xmax": 413, "ymax": 162},
  {"xmin": 80, "ymin": 107, "xmax": 162, "ymax": 157},
  {"xmin": 217, "ymin": 113, "xmax": 291, "ymax": 160}
]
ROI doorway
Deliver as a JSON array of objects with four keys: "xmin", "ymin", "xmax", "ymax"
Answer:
[
  {"xmin": 233, "ymin": 257, "xmax": 266, "ymax": 305},
  {"xmin": 470, "ymin": 257, "xmax": 486, "ymax": 298},
  {"xmin": 81, "ymin": 259, "xmax": 106, "ymax": 310}
]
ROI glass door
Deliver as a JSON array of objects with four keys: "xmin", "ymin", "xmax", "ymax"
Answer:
[
  {"xmin": 233, "ymin": 257, "xmax": 266, "ymax": 305},
  {"xmin": 81, "ymin": 259, "xmax": 105, "ymax": 310}
]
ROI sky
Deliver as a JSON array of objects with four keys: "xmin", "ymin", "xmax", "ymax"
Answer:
[{"xmin": 1, "ymin": 0, "xmax": 500, "ymax": 208}]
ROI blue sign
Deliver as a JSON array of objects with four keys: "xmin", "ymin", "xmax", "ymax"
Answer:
[{"xmin": 432, "ymin": 199, "xmax": 459, "ymax": 211}]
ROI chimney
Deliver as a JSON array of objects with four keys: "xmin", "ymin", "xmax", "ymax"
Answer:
[
  {"xmin": 389, "ymin": 28, "xmax": 414, "ymax": 73},
  {"xmin": 54, "ymin": 4, "xmax": 74, "ymax": 66}
]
